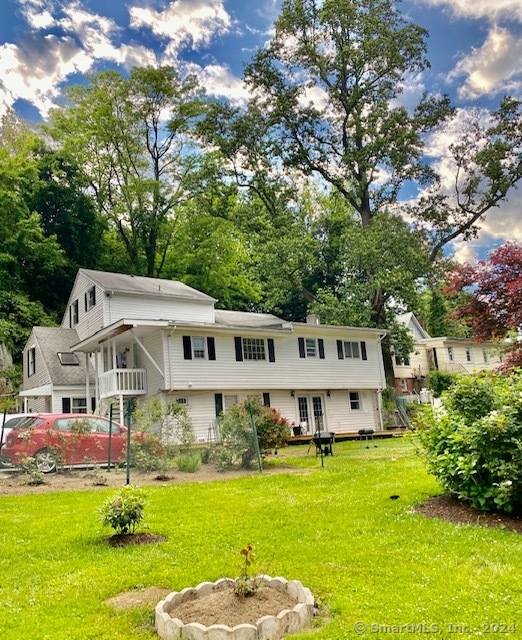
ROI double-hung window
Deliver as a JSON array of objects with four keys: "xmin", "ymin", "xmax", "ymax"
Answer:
[
  {"xmin": 337, "ymin": 340, "xmax": 367, "ymax": 360},
  {"xmin": 298, "ymin": 337, "xmax": 325, "ymax": 359},
  {"xmin": 70, "ymin": 300, "xmax": 79, "ymax": 327},
  {"xmin": 349, "ymin": 391, "xmax": 361, "ymax": 410},
  {"xmin": 27, "ymin": 347, "xmax": 36, "ymax": 377},
  {"xmin": 182, "ymin": 336, "xmax": 216, "ymax": 360},
  {"xmin": 85, "ymin": 286, "xmax": 96, "ymax": 311}
]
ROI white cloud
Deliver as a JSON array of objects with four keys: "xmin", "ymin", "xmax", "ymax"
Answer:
[
  {"xmin": 130, "ymin": 0, "xmax": 232, "ymax": 60},
  {"xmin": 0, "ymin": 1, "xmax": 157, "ymax": 117},
  {"xmin": 447, "ymin": 26, "xmax": 522, "ymax": 99},
  {"xmin": 417, "ymin": 0, "xmax": 522, "ymax": 22},
  {"xmin": 183, "ymin": 61, "xmax": 249, "ymax": 106}
]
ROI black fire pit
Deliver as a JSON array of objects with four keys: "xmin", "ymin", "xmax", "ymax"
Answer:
[{"xmin": 311, "ymin": 431, "xmax": 335, "ymax": 456}]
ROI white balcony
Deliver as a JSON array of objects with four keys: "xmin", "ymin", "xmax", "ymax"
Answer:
[{"xmin": 98, "ymin": 368, "xmax": 147, "ymax": 399}]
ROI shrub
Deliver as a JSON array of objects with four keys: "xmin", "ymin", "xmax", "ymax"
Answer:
[
  {"xmin": 99, "ymin": 485, "xmax": 146, "ymax": 535},
  {"xmin": 426, "ymin": 369, "xmax": 460, "ymax": 398},
  {"xmin": 415, "ymin": 372, "xmax": 522, "ymax": 514},
  {"xmin": 200, "ymin": 447, "xmax": 211, "ymax": 464},
  {"xmin": 216, "ymin": 398, "xmax": 291, "ymax": 470},
  {"xmin": 133, "ymin": 398, "xmax": 196, "ymax": 448},
  {"xmin": 129, "ymin": 432, "xmax": 169, "ymax": 473},
  {"xmin": 175, "ymin": 453, "xmax": 201, "ymax": 473}
]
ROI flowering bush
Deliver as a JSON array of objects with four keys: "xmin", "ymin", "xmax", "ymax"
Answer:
[
  {"xmin": 216, "ymin": 398, "xmax": 291, "ymax": 469},
  {"xmin": 415, "ymin": 372, "xmax": 522, "ymax": 514}
]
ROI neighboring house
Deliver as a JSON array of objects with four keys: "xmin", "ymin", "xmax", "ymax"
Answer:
[
  {"xmin": 19, "ymin": 269, "xmax": 387, "ymax": 442},
  {"xmin": 394, "ymin": 312, "xmax": 502, "ymax": 396}
]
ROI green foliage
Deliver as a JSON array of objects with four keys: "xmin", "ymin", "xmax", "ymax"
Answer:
[
  {"xmin": 133, "ymin": 398, "xmax": 196, "ymax": 448},
  {"xmin": 216, "ymin": 398, "xmax": 291, "ymax": 470},
  {"xmin": 426, "ymin": 369, "xmax": 460, "ymax": 398},
  {"xmin": 234, "ymin": 544, "xmax": 257, "ymax": 598},
  {"xmin": 175, "ymin": 453, "xmax": 201, "ymax": 473},
  {"xmin": 416, "ymin": 373, "xmax": 522, "ymax": 513},
  {"xmin": 19, "ymin": 456, "xmax": 44, "ymax": 486},
  {"xmin": 129, "ymin": 433, "xmax": 169, "ymax": 473},
  {"xmin": 99, "ymin": 485, "xmax": 146, "ymax": 535}
]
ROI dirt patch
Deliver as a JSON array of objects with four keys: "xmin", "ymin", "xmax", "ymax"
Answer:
[
  {"xmin": 169, "ymin": 586, "xmax": 298, "ymax": 628},
  {"xmin": 415, "ymin": 494, "xmax": 522, "ymax": 534},
  {"xmin": 0, "ymin": 460, "xmax": 303, "ymax": 496},
  {"xmin": 106, "ymin": 586, "xmax": 170, "ymax": 610},
  {"xmin": 106, "ymin": 532, "xmax": 167, "ymax": 547}
]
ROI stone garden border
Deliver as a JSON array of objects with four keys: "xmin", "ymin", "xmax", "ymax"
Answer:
[{"xmin": 155, "ymin": 575, "xmax": 315, "ymax": 640}]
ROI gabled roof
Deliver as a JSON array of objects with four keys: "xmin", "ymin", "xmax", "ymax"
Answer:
[
  {"xmin": 396, "ymin": 312, "xmax": 431, "ymax": 340},
  {"xmin": 31, "ymin": 327, "xmax": 95, "ymax": 386},
  {"xmin": 79, "ymin": 269, "xmax": 217, "ymax": 303}
]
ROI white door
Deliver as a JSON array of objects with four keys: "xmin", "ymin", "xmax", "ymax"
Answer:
[{"xmin": 297, "ymin": 395, "xmax": 327, "ymax": 433}]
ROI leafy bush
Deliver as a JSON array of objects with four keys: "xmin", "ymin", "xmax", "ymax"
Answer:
[
  {"xmin": 175, "ymin": 453, "xmax": 201, "ymax": 473},
  {"xmin": 200, "ymin": 447, "xmax": 211, "ymax": 464},
  {"xmin": 129, "ymin": 432, "xmax": 169, "ymax": 472},
  {"xmin": 415, "ymin": 372, "xmax": 522, "ymax": 514},
  {"xmin": 216, "ymin": 398, "xmax": 291, "ymax": 470},
  {"xmin": 426, "ymin": 369, "xmax": 460, "ymax": 398},
  {"xmin": 99, "ymin": 485, "xmax": 146, "ymax": 534},
  {"xmin": 133, "ymin": 398, "xmax": 196, "ymax": 448}
]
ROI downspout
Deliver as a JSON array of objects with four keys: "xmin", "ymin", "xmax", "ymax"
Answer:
[{"xmin": 376, "ymin": 332, "xmax": 387, "ymax": 431}]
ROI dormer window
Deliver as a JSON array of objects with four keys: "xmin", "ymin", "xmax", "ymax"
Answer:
[{"xmin": 58, "ymin": 352, "xmax": 79, "ymax": 366}]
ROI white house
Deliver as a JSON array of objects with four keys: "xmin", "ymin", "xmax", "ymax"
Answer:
[
  {"xmin": 393, "ymin": 312, "xmax": 502, "ymax": 396},
  {"xmin": 20, "ymin": 269, "xmax": 387, "ymax": 441}
]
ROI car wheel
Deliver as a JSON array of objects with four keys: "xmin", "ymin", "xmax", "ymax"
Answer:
[{"xmin": 34, "ymin": 449, "xmax": 57, "ymax": 473}]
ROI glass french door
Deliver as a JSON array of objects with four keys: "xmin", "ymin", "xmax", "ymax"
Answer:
[{"xmin": 297, "ymin": 395, "xmax": 326, "ymax": 433}]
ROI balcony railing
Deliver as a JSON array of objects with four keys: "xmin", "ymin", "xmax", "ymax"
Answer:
[{"xmin": 98, "ymin": 368, "xmax": 147, "ymax": 399}]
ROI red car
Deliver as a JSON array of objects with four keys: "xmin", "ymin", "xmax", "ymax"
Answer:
[{"xmin": 0, "ymin": 414, "xmax": 127, "ymax": 473}]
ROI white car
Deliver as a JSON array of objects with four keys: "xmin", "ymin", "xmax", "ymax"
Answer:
[{"xmin": 0, "ymin": 414, "xmax": 36, "ymax": 466}]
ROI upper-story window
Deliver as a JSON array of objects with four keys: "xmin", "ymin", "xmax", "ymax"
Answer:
[
  {"xmin": 183, "ymin": 336, "xmax": 216, "ymax": 361},
  {"xmin": 447, "ymin": 346, "xmax": 454, "ymax": 362},
  {"xmin": 235, "ymin": 336, "xmax": 276, "ymax": 362},
  {"xmin": 27, "ymin": 347, "xmax": 36, "ymax": 377},
  {"xmin": 69, "ymin": 299, "xmax": 79, "ymax": 327},
  {"xmin": 85, "ymin": 286, "xmax": 96, "ymax": 311},
  {"xmin": 394, "ymin": 351, "xmax": 411, "ymax": 366},
  {"xmin": 337, "ymin": 340, "xmax": 368, "ymax": 360},
  {"xmin": 298, "ymin": 337, "xmax": 325, "ymax": 359}
]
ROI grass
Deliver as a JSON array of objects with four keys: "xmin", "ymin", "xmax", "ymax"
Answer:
[{"xmin": 0, "ymin": 438, "xmax": 520, "ymax": 639}]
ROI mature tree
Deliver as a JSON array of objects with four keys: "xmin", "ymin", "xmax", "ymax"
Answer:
[
  {"xmin": 47, "ymin": 66, "xmax": 206, "ymax": 277},
  {"xmin": 202, "ymin": 0, "xmax": 521, "ymax": 384},
  {"xmin": 447, "ymin": 243, "xmax": 522, "ymax": 370}
]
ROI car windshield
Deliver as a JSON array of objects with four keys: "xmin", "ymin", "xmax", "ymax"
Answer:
[{"xmin": 10, "ymin": 417, "xmax": 45, "ymax": 430}]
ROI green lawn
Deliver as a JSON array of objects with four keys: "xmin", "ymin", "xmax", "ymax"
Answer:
[{"xmin": 0, "ymin": 439, "xmax": 520, "ymax": 639}]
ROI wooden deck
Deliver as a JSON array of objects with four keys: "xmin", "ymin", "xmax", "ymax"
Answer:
[{"xmin": 287, "ymin": 427, "xmax": 408, "ymax": 446}]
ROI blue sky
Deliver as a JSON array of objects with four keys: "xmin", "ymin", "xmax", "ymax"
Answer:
[{"xmin": 0, "ymin": 0, "xmax": 520, "ymax": 263}]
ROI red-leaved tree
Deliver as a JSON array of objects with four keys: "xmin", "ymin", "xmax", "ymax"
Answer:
[{"xmin": 447, "ymin": 243, "xmax": 522, "ymax": 370}]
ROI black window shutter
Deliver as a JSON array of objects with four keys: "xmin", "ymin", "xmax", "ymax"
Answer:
[
  {"xmin": 92, "ymin": 287, "xmax": 96, "ymax": 306},
  {"xmin": 262, "ymin": 392, "xmax": 271, "ymax": 407},
  {"xmin": 298, "ymin": 337, "xmax": 306, "ymax": 358},
  {"xmin": 361, "ymin": 341, "xmax": 367, "ymax": 361},
  {"xmin": 62, "ymin": 398, "xmax": 71, "ymax": 413},
  {"xmin": 337, "ymin": 340, "xmax": 344, "ymax": 359},
  {"xmin": 69, "ymin": 306, "xmax": 72, "ymax": 328},
  {"xmin": 318, "ymin": 339, "xmax": 325, "ymax": 359},
  {"xmin": 268, "ymin": 338, "xmax": 276, "ymax": 362},
  {"xmin": 234, "ymin": 337, "xmax": 243, "ymax": 361},
  {"xmin": 91, "ymin": 397, "xmax": 96, "ymax": 412},
  {"xmin": 215, "ymin": 393, "xmax": 223, "ymax": 417},
  {"xmin": 84, "ymin": 292, "xmax": 88, "ymax": 312},
  {"xmin": 207, "ymin": 337, "xmax": 216, "ymax": 361},
  {"xmin": 182, "ymin": 336, "xmax": 192, "ymax": 360}
]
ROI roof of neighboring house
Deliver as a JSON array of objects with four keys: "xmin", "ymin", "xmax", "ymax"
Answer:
[
  {"xmin": 80, "ymin": 269, "xmax": 217, "ymax": 303},
  {"xmin": 31, "ymin": 327, "xmax": 95, "ymax": 386},
  {"xmin": 397, "ymin": 312, "xmax": 431, "ymax": 340}
]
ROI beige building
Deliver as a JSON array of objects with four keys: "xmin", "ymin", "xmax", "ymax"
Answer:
[{"xmin": 394, "ymin": 313, "xmax": 502, "ymax": 397}]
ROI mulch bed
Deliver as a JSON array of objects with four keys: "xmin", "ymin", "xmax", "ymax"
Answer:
[
  {"xmin": 107, "ymin": 532, "xmax": 167, "ymax": 547},
  {"xmin": 415, "ymin": 494, "xmax": 522, "ymax": 534}
]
